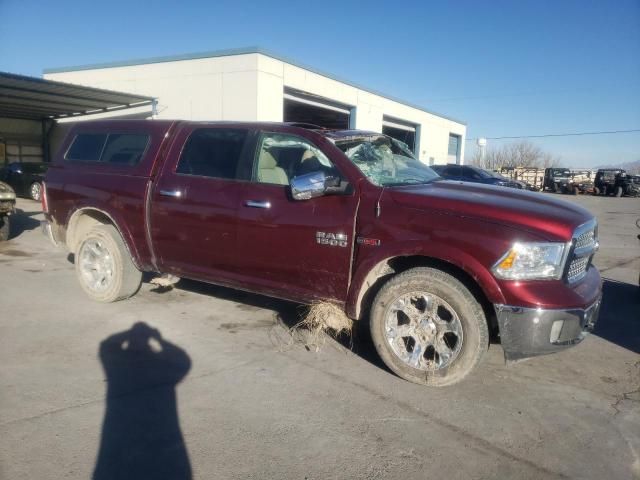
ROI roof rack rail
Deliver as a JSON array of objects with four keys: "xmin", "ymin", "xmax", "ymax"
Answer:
[{"xmin": 283, "ymin": 122, "xmax": 327, "ymax": 130}]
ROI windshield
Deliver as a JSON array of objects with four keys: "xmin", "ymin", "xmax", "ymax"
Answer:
[
  {"xmin": 488, "ymin": 170, "xmax": 509, "ymax": 180},
  {"xmin": 335, "ymin": 136, "xmax": 439, "ymax": 186},
  {"xmin": 553, "ymin": 169, "xmax": 571, "ymax": 176},
  {"xmin": 468, "ymin": 166, "xmax": 494, "ymax": 179}
]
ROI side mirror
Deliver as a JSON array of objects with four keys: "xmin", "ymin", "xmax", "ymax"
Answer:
[{"xmin": 291, "ymin": 171, "xmax": 327, "ymax": 201}]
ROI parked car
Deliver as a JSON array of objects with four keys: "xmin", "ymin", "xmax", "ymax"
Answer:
[
  {"xmin": 431, "ymin": 164, "xmax": 521, "ymax": 188},
  {"xmin": 0, "ymin": 161, "xmax": 49, "ymax": 201},
  {"xmin": 42, "ymin": 120, "xmax": 602, "ymax": 386},
  {"xmin": 0, "ymin": 181, "xmax": 16, "ymax": 241},
  {"xmin": 543, "ymin": 167, "xmax": 575, "ymax": 193}
]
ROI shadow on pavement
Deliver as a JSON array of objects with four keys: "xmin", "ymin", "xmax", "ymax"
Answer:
[
  {"xmin": 171, "ymin": 279, "xmax": 389, "ymax": 371},
  {"xmin": 9, "ymin": 209, "xmax": 41, "ymax": 240},
  {"xmin": 93, "ymin": 322, "xmax": 192, "ymax": 480},
  {"xmin": 594, "ymin": 278, "xmax": 640, "ymax": 353}
]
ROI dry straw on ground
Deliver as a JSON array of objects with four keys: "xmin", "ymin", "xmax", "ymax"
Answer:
[{"xmin": 291, "ymin": 302, "xmax": 354, "ymax": 351}]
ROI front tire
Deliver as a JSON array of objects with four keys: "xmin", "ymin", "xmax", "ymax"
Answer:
[
  {"xmin": 75, "ymin": 224, "xmax": 142, "ymax": 302},
  {"xmin": 29, "ymin": 182, "xmax": 42, "ymax": 202},
  {"xmin": 616, "ymin": 186, "xmax": 623, "ymax": 198},
  {"xmin": 369, "ymin": 267, "xmax": 489, "ymax": 386}
]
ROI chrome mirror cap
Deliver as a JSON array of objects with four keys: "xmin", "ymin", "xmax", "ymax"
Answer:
[{"xmin": 291, "ymin": 171, "xmax": 326, "ymax": 200}]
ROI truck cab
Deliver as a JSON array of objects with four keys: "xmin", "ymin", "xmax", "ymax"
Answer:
[
  {"xmin": 543, "ymin": 167, "xmax": 573, "ymax": 193},
  {"xmin": 42, "ymin": 120, "xmax": 602, "ymax": 386}
]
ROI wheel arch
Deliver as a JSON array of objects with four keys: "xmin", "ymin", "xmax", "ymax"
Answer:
[
  {"xmin": 347, "ymin": 252, "xmax": 505, "ymax": 329},
  {"xmin": 66, "ymin": 207, "xmax": 142, "ymax": 270}
]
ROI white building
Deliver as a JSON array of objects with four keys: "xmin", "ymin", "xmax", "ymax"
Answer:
[{"xmin": 44, "ymin": 47, "xmax": 466, "ymax": 165}]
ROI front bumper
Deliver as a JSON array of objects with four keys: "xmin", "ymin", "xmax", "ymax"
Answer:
[{"xmin": 495, "ymin": 296, "xmax": 602, "ymax": 361}]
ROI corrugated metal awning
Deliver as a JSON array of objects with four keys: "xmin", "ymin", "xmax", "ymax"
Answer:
[{"xmin": 0, "ymin": 71, "xmax": 155, "ymax": 120}]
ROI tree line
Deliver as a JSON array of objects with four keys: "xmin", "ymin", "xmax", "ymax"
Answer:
[{"xmin": 469, "ymin": 141, "xmax": 561, "ymax": 169}]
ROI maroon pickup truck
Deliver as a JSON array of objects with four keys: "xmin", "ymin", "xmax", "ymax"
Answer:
[{"xmin": 42, "ymin": 120, "xmax": 602, "ymax": 386}]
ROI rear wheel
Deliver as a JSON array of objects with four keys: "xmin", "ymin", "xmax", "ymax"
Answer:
[
  {"xmin": 75, "ymin": 224, "xmax": 142, "ymax": 302},
  {"xmin": 369, "ymin": 267, "xmax": 489, "ymax": 386},
  {"xmin": 29, "ymin": 182, "xmax": 42, "ymax": 202},
  {"xmin": 0, "ymin": 215, "xmax": 10, "ymax": 241}
]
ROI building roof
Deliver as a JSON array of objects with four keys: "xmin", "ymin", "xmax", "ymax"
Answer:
[
  {"xmin": 43, "ymin": 47, "xmax": 465, "ymax": 125},
  {"xmin": 0, "ymin": 71, "xmax": 155, "ymax": 121}
]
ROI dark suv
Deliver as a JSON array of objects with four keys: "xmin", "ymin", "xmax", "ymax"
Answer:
[
  {"xmin": 594, "ymin": 169, "xmax": 639, "ymax": 197},
  {"xmin": 431, "ymin": 164, "xmax": 520, "ymax": 188}
]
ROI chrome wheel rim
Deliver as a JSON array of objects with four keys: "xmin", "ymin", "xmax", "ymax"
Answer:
[
  {"xmin": 31, "ymin": 183, "xmax": 41, "ymax": 200},
  {"xmin": 384, "ymin": 291, "xmax": 463, "ymax": 371},
  {"xmin": 79, "ymin": 239, "xmax": 115, "ymax": 293}
]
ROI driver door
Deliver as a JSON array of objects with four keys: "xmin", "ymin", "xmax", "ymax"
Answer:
[{"xmin": 234, "ymin": 131, "xmax": 359, "ymax": 304}]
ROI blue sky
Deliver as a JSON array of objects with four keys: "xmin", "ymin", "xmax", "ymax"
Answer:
[{"xmin": 1, "ymin": 0, "xmax": 638, "ymax": 167}]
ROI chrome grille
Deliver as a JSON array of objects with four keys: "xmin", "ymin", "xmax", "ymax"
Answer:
[
  {"xmin": 567, "ymin": 256, "xmax": 590, "ymax": 283},
  {"xmin": 565, "ymin": 220, "xmax": 598, "ymax": 283},
  {"xmin": 575, "ymin": 230, "xmax": 595, "ymax": 250}
]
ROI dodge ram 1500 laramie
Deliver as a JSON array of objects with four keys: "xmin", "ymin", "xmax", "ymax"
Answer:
[{"xmin": 42, "ymin": 120, "xmax": 602, "ymax": 386}]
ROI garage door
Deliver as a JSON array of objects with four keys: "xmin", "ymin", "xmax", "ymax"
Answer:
[
  {"xmin": 382, "ymin": 117, "xmax": 417, "ymax": 153},
  {"xmin": 283, "ymin": 89, "xmax": 352, "ymax": 130}
]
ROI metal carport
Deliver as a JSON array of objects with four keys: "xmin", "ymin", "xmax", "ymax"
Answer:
[{"xmin": 0, "ymin": 71, "xmax": 156, "ymax": 164}]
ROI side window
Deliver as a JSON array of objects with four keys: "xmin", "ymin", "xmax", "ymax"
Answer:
[
  {"xmin": 65, "ymin": 133, "xmax": 149, "ymax": 165},
  {"xmin": 177, "ymin": 128, "xmax": 248, "ymax": 179},
  {"xmin": 101, "ymin": 134, "xmax": 149, "ymax": 165},
  {"xmin": 66, "ymin": 134, "xmax": 108, "ymax": 162},
  {"xmin": 254, "ymin": 133, "xmax": 337, "ymax": 186},
  {"xmin": 443, "ymin": 165, "xmax": 461, "ymax": 178}
]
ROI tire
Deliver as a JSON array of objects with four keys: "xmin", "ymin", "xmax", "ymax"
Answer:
[
  {"xmin": 29, "ymin": 182, "xmax": 42, "ymax": 202},
  {"xmin": 0, "ymin": 215, "xmax": 9, "ymax": 241},
  {"xmin": 75, "ymin": 224, "xmax": 142, "ymax": 302},
  {"xmin": 572, "ymin": 186, "xmax": 579, "ymax": 195},
  {"xmin": 553, "ymin": 183, "xmax": 559, "ymax": 193},
  {"xmin": 369, "ymin": 267, "xmax": 489, "ymax": 386},
  {"xmin": 616, "ymin": 186, "xmax": 623, "ymax": 198},
  {"xmin": 593, "ymin": 187, "xmax": 600, "ymax": 196}
]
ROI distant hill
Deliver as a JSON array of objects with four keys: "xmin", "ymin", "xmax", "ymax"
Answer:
[{"xmin": 596, "ymin": 159, "xmax": 640, "ymax": 174}]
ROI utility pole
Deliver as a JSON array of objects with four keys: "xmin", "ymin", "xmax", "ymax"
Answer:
[{"xmin": 477, "ymin": 138, "xmax": 487, "ymax": 168}]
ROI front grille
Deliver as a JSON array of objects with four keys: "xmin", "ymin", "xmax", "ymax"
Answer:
[
  {"xmin": 574, "ymin": 230, "xmax": 595, "ymax": 250},
  {"xmin": 565, "ymin": 221, "xmax": 598, "ymax": 283},
  {"xmin": 567, "ymin": 256, "xmax": 590, "ymax": 283}
]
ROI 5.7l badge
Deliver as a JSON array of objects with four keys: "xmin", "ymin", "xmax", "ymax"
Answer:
[{"xmin": 316, "ymin": 232, "xmax": 348, "ymax": 248}]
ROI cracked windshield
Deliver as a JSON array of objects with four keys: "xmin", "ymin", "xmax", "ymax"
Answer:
[{"xmin": 336, "ymin": 136, "xmax": 440, "ymax": 186}]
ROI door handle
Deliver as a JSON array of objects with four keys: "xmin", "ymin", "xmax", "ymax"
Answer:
[
  {"xmin": 244, "ymin": 200, "xmax": 271, "ymax": 209},
  {"xmin": 159, "ymin": 189, "xmax": 182, "ymax": 198}
]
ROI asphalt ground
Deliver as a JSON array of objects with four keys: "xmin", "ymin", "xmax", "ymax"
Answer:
[{"xmin": 1, "ymin": 194, "xmax": 639, "ymax": 480}]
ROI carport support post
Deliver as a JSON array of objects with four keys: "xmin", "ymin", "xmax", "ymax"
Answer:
[{"xmin": 41, "ymin": 119, "xmax": 51, "ymax": 163}]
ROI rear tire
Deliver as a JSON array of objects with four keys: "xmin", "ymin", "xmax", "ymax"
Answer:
[
  {"xmin": 0, "ymin": 215, "xmax": 10, "ymax": 241},
  {"xmin": 29, "ymin": 182, "xmax": 42, "ymax": 202},
  {"xmin": 75, "ymin": 224, "xmax": 142, "ymax": 302},
  {"xmin": 369, "ymin": 267, "xmax": 489, "ymax": 387}
]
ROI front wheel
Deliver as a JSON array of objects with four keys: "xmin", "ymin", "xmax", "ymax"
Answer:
[
  {"xmin": 29, "ymin": 182, "xmax": 42, "ymax": 202},
  {"xmin": 75, "ymin": 224, "xmax": 142, "ymax": 302},
  {"xmin": 616, "ymin": 186, "xmax": 623, "ymax": 198},
  {"xmin": 369, "ymin": 267, "xmax": 489, "ymax": 386}
]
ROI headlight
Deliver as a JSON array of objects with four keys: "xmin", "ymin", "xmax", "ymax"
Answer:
[{"xmin": 492, "ymin": 242, "xmax": 568, "ymax": 280}]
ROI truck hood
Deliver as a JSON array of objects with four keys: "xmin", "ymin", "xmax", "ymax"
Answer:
[{"xmin": 387, "ymin": 180, "xmax": 593, "ymax": 241}]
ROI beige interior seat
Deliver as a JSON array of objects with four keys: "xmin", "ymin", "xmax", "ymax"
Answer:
[{"xmin": 257, "ymin": 150, "xmax": 288, "ymax": 185}]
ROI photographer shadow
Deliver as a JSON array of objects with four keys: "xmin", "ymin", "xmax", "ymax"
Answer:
[{"xmin": 93, "ymin": 322, "xmax": 192, "ymax": 480}]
